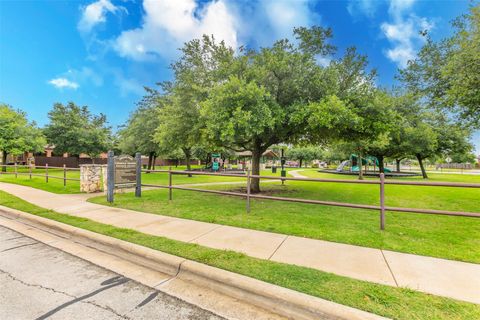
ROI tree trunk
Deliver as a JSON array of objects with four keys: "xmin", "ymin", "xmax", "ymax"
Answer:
[
  {"xmin": 250, "ymin": 147, "xmax": 263, "ymax": 193},
  {"xmin": 396, "ymin": 159, "xmax": 401, "ymax": 172},
  {"xmin": 182, "ymin": 148, "xmax": 192, "ymax": 177},
  {"xmin": 152, "ymin": 155, "xmax": 156, "ymax": 170},
  {"xmin": 147, "ymin": 152, "xmax": 154, "ymax": 171},
  {"xmin": 416, "ymin": 154, "xmax": 428, "ymax": 179},
  {"xmin": 377, "ymin": 155, "xmax": 385, "ymax": 173},
  {"xmin": 299, "ymin": 158, "xmax": 303, "ymax": 168},
  {"xmin": 1, "ymin": 151, "xmax": 7, "ymax": 172},
  {"xmin": 358, "ymin": 153, "xmax": 364, "ymax": 180},
  {"xmin": 204, "ymin": 154, "xmax": 210, "ymax": 169}
]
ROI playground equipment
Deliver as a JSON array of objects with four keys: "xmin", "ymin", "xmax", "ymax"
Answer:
[
  {"xmin": 211, "ymin": 153, "xmax": 221, "ymax": 172},
  {"xmin": 336, "ymin": 160, "xmax": 349, "ymax": 172},
  {"xmin": 336, "ymin": 154, "xmax": 391, "ymax": 173}
]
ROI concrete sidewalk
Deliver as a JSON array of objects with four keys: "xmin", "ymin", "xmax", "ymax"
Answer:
[
  {"xmin": 289, "ymin": 170, "xmax": 307, "ymax": 178},
  {"xmin": 1, "ymin": 182, "xmax": 479, "ymax": 304}
]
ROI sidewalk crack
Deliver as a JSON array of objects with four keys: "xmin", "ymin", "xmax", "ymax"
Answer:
[
  {"xmin": 381, "ymin": 250, "xmax": 399, "ymax": 287},
  {"xmin": 188, "ymin": 225, "xmax": 223, "ymax": 243},
  {"xmin": 268, "ymin": 235, "xmax": 289, "ymax": 260}
]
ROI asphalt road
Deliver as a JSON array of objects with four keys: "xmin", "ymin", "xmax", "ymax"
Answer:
[{"xmin": 0, "ymin": 226, "xmax": 225, "ymax": 320}]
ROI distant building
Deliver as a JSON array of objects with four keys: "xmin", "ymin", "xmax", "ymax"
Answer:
[{"xmin": 3, "ymin": 145, "xmax": 108, "ymax": 167}]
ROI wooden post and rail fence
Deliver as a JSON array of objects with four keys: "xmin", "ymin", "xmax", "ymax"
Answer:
[
  {"xmin": 1, "ymin": 152, "xmax": 479, "ymax": 230},
  {"xmin": 0, "ymin": 163, "xmax": 80, "ymax": 187},
  {"xmin": 140, "ymin": 168, "xmax": 480, "ymax": 231}
]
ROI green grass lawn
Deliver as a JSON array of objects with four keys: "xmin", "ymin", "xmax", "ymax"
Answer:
[
  {"xmin": 0, "ymin": 167, "xmax": 81, "ymax": 193},
  {"xmin": 1, "ymin": 190, "xmax": 478, "ymax": 320},
  {"xmin": 142, "ymin": 166, "xmax": 300, "ymax": 185},
  {"xmin": 90, "ymin": 170, "xmax": 480, "ymax": 263},
  {"xmin": 301, "ymin": 169, "xmax": 480, "ymax": 183}
]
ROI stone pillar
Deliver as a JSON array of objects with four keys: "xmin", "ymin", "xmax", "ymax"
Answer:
[
  {"xmin": 80, "ymin": 164, "xmax": 104, "ymax": 193},
  {"xmin": 101, "ymin": 165, "xmax": 108, "ymax": 193}
]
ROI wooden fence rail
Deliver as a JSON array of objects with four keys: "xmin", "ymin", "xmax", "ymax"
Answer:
[
  {"xmin": 140, "ymin": 168, "xmax": 480, "ymax": 230},
  {"xmin": 0, "ymin": 163, "xmax": 80, "ymax": 188}
]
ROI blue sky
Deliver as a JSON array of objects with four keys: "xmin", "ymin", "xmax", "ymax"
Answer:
[{"xmin": 0, "ymin": 0, "xmax": 478, "ymax": 152}]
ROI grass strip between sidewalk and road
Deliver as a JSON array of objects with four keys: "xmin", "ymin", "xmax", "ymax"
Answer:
[{"xmin": 0, "ymin": 190, "xmax": 479, "ymax": 320}]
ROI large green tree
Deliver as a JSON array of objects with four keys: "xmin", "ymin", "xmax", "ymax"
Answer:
[
  {"xmin": 118, "ymin": 88, "xmax": 161, "ymax": 170},
  {"xmin": 154, "ymin": 36, "xmax": 234, "ymax": 174},
  {"xmin": 155, "ymin": 92, "xmax": 201, "ymax": 173},
  {"xmin": 360, "ymin": 91, "xmax": 413, "ymax": 174},
  {"xmin": 397, "ymin": 110, "xmax": 473, "ymax": 178},
  {"xmin": 306, "ymin": 49, "xmax": 391, "ymax": 179},
  {"xmin": 199, "ymin": 27, "xmax": 358, "ymax": 192},
  {"xmin": 286, "ymin": 145, "xmax": 323, "ymax": 168},
  {"xmin": 441, "ymin": 4, "xmax": 480, "ymax": 124},
  {"xmin": 44, "ymin": 102, "xmax": 112, "ymax": 161},
  {"xmin": 0, "ymin": 104, "xmax": 45, "ymax": 171},
  {"xmin": 308, "ymin": 90, "xmax": 393, "ymax": 179},
  {"xmin": 399, "ymin": 4, "xmax": 480, "ymax": 126}
]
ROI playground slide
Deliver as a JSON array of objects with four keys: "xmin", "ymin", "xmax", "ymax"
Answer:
[
  {"xmin": 337, "ymin": 155, "xmax": 393, "ymax": 173},
  {"xmin": 336, "ymin": 160, "xmax": 349, "ymax": 172},
  {"xmin": 351, "ymin": 165, "xmax": 391, "ymax": 173}
]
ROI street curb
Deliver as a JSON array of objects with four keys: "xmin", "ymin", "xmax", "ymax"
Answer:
[{"xmin": 0, "ymin": 206, "xmax": 387, "ymax": 320}]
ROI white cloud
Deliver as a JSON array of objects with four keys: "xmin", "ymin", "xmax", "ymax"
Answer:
[
  {"xmin": 109, "ymin": 68, "xmax": 144, "ymax": 96},
  {"xmin": 113, "ymin": 0, "xmax": 321, "ymax": 61},
  {"xmin": 78, "ymin": 0, "xmax": 124, "ymax": 32},
  {"xmin": 261, "ymin": 0, "xmax": 317, "ymax": 40},
  {"xmin": 347, "ymin": 0, "xmax": 379, "ymax": 19},
  {"xmin": 229, "ymin": 0, "xmax": 318, "ymax": 47},
  {"xmin": 381, "ymin": 0, "xmax": 433, "ymax": 68},
  {"xmin": 114, "ymin": 0, "xmax": 238, "ymax": 61},
  {"xmin": 388, "ymin": 0, "xmax": 415, "ymax": 18},
  {"xmin": 76, "ymin": 0, "xmax": 324, "ymax": 96},
  {"xmin": 68, "ymin": 67, "xmax": 104, "ymax": 87},
  {"xmin": 48, "ymin": 78, "xmax": 79, "ymax": 90}
]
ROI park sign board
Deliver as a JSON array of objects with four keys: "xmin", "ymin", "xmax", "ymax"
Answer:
[
  {"xmin": 114, "ymin": 154, "xmax": 137, "ymax": 187},
  {"xmin": 107, "ymin": 152, "xmax": 141, "ymax": 203}
]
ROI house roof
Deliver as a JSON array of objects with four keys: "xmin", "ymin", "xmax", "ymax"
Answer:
[{"xmin": 235, "ymin": 149, "xmax": 278, "ymax": 158}]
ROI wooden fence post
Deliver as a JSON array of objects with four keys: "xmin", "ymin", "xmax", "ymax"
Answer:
[
  {"xmin": 135, "ymin": 152, "xmax": 141, "ymax": 197},
  {"xmin": 246, "ymin": 169, "xmax": 251, "ymax": 213},
  {"xmin": 29, "ymin": 164, "xmax": 32, "ymax": 180},
  {"xmin": 14, "ymin": 163, "xmax": 17, "ymax": 179},
  {"xmin": 63, "ymin": 164, "xmax": 66, "ymax": 187},
  {"xmin": 107, "ymin": 151, "xmax": 115, "ymax": 203},
  {"xmin": 380, "ymin": 173, "xmax": 385, "ymax": 230},
  {"xmin": 45, "ymin": 163, "xmax": 49, "ymax": 183},
  {"xmin": 168, "ymin": 166, "xmax": 172, "ymax": 201}
]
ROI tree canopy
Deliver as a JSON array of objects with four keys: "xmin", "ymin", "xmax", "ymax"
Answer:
[
  {"xmin": 286, "ymin": 145, "xmax": 323, "ymax": 167},
  {"xmin": 195, "ymin": 28, "xmax": 378, "ymax": 191},
  {"xmin": 124, "ymin": 10, "xmax": 477, "ymax": 185},
  {"xmin": 44, "ymin": 102, "xmax": 112, "ymax": 160},
  {"xmin": 0, "ymin": 104, "xmax": 45, "ymax": 171},
  {"xmin": 399, "ymin": 4, "xmax": 480, "ymax": 126},
  {"xmin": 118, "ymin": 88, "xmax": 161, "ymax": 169}
]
